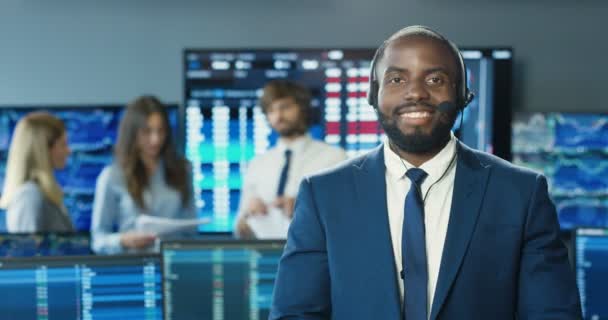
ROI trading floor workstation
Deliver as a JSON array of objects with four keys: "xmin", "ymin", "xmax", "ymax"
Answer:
[{"xmin": 1, "ymin": 6, "xmax": 606, "ymax": 319}]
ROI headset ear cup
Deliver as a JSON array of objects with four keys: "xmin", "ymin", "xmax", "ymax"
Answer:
[{"xmin": 368, "ymin": 80, "xmax": 379, "ymax": 108}]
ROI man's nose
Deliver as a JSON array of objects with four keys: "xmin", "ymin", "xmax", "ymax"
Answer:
[{"xmin": 403, "ymin": 80, "xmax": 430, "ymax": 102}]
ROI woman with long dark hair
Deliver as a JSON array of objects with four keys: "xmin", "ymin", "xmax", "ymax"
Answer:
[{"xmin": 91, "ymin": 96, "xmax": 195, "ymax": 254}]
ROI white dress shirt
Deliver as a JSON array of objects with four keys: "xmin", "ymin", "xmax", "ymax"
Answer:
[
  {"xmin": 236, "ymin": 134, "xmax": 347, "ymax": 234},
  {"xmin": 384, "ymin": 133, "xmax": 457, "ymax": 314}
]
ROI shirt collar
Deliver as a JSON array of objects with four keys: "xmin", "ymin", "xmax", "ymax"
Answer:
[
  {"xmin": 276, "ymin": 133, "xmax": 312, "ymax": 154},
  {"xmin": 383, "ymin": 132, "xmax": 457, "ymax": 183}
]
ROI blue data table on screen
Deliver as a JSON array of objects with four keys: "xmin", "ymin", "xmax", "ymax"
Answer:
[
  {"xmin": 0, "ymin": 254, "xmax": 163, "ymax": 320},
  {"xmin": 575, "ymin": 228, "xmax": 608, "ymax": 319},
  {"xmin": 161, "ymin": 240, "xmax": 284, "ymax": 320}
]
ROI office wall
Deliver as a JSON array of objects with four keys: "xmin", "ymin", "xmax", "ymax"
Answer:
[{"xmin": 0, "ymin": 0, "xmax": 606, "ymax": 112}]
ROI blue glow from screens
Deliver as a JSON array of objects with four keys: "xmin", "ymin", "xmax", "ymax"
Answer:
[
  {"xmin": 0, "ymin": 255, "xmax": 162, "ymax": 319},
  {"xmin": 512, "ymin": 113, "xmax": 608, "ymax": 229},
  {"xmin": 0, "ymin": 106, "xmax": 178, "ymax": 231},
  {"xmin": 162, "ymin": 241, "xmax": 283, "ymax": 320},
  {"xmin": 0, "ymin": 233, "xmax": 90, "ymax": 257},
  {"xmin": 576, "ymin": 228, "xmax": 608, "ymax": 318},
  {"xmin": 184, "ymin": 48, "xmax": 508, "ymax": 232}
]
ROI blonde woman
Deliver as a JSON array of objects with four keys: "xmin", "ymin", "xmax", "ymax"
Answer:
[
  {"xmin": 91, "ymin": 96, "xmax": 196, "ymax": 254},
  {"xmin": 0, "ymin": 112, "xmax": 73, "ymax": 232}
]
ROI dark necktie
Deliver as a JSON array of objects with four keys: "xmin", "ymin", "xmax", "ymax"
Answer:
[
  {"xmin": 403, "ymin": 168, "xmax": 429, "ymax": 320},
  {"xmin": 276, "ymin": 149, "xmax": 292, "ymax": 196}
]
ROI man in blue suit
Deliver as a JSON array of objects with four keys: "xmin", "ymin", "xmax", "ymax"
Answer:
[{"xmin": 270, "ymin": 26, "xmax": 581, "ymax": 320}]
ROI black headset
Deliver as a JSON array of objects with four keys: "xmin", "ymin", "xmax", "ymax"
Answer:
[{"xmin": 367, "ymin": 26, "xmax": 475, "ymax": 112}]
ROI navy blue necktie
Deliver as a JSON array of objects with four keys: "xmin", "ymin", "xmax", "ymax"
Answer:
[
  {"xmin": 276, "ymin": 149, "xmax": 292, "ymax": 196},
  {"xmin": 403, "ymin": 168, "xmax": 428, "ymax": 320}
]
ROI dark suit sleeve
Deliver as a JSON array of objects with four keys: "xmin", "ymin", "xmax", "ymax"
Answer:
[
  {"xmin": 270, "ymin": 178, "xmax": 331, "ymax": 320},
  {"xmin": 517, "ymin": 174, "xmax": 582, "ymax": 319}
]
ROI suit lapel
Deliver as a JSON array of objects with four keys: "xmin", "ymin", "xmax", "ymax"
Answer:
[
  {"xmin": 352, "ymin": 145, "xmax": 401, "ymax": 317},
  {"xmin": 430, "ymin": 142, "xmax": 491, "ymax": 320}
]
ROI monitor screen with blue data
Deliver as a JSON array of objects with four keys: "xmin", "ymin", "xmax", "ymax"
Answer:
[
  {"xmin": 512, "ymin": 113, "xmax": 608, "ymax": 229},
  {"xmin": 162, "ymin": 240, "xmax": 285, "ymax": 320},
  {"xmin": 0, "ymin": 254, "xmax": 162, "ymax": 320},
  {"xmin": 183, "ymin": 47, "xmax": 512, "ymax": 232},
  {"xmin": 0, "ymin": 232, "xmax": 90, "ymax": 257},
  {"xmin": 575, "ymin": 228, "xmax": 608, "ymax": 319},
  {"xmin": 0, "ymin": 104, "xmax": 179, "ymax": 231}
]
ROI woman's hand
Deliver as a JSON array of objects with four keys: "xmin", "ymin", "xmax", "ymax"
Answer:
[{"xmin": 120, "ymin": 231, "xmax": 156, "ymax": 249}]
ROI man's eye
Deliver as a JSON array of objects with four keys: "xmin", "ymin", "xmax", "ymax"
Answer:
[
  {"xmin": 427, "ymin": 77, "xmax": 443, "ymax": 85},
  {"xmin": 388, "ymin": 77, "xmax": 403, "ymax": 84}
]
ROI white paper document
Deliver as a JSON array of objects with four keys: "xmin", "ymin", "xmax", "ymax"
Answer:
[
  {"xmin": 135, "ymin": 215, "xmax": 211, "ymax": 237},
  {"xmin": 246, "ymin": 208, "xmax": 291, "ymax": 239}
]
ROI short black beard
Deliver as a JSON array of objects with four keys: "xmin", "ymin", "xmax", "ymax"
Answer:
[{"xmin": 377, "ymin": 107, "xmax": 455, "ymax": 154}]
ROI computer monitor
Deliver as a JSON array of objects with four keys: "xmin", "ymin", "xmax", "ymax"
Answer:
[
  {"xmin": 0, "ymin": 254, "xmax": 163, "ymax": 319},
  {"xmin": 0, "ymin": 104, "xmax": 180, "ymax": 231},
  {"xmin": 512, "ymin": 112, "xmax": 608, "ymax": 229},
  {"xmin": 162, "ymin": 240, "xmax": 285, "ymax": 320},
  {"xmin": 575, "ymin": 228, "xmax": 608, "ymax": 318},
  {"xmin": 183, "ymin": 47, "xmax": 512, "ymax": 233},
  {"xmin": 0, "ymin": 232, "xmax": 91, "ymax": 257}
]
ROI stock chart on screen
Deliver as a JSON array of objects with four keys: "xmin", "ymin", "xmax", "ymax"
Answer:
[
  {"xmin": 0, "ymin": 254, "xmax": 162, "ymax": 320},
  {"xmin": 184, "ymin": 48, "xmax": 512, "ymax": 232},
  {"xmin": 512, "ymin": 113, "xmax": 608, "ymax": 229},
  {"xmin": 0, "ymin": 105, "xmax": 179, "ymax": 231}
]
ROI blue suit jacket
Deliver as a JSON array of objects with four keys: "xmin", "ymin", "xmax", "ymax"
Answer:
[{"xmin": 270, "ymin": 142, "xmax": 581, "ymax": 320}]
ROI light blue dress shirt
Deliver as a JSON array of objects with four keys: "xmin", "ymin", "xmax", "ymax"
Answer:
[{"xmin": 91, "ymin": 162, "xmax": 197, "ymax": 254}]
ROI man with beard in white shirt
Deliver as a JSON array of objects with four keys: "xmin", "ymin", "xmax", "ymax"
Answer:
[{"xmin": 235, "ymin": 80, "xmax": 347, "ymax": 239}]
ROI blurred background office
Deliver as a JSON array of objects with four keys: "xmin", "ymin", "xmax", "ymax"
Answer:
[{"xmin": 0, "ymin": 0, "xmax": 607, "ymax": 319}]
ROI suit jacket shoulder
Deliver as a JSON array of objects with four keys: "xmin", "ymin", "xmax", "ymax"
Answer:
[
  {"xmin": 304, "ymin": 147, "xmax": 368, "ymax": 186},
  {"xmin": 465, "ymin": 143, "xmax": 537, "ymax": 176},
  {"xmin": 461, "ymin": 143, "xmax": 546, "ymax": 197}
]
